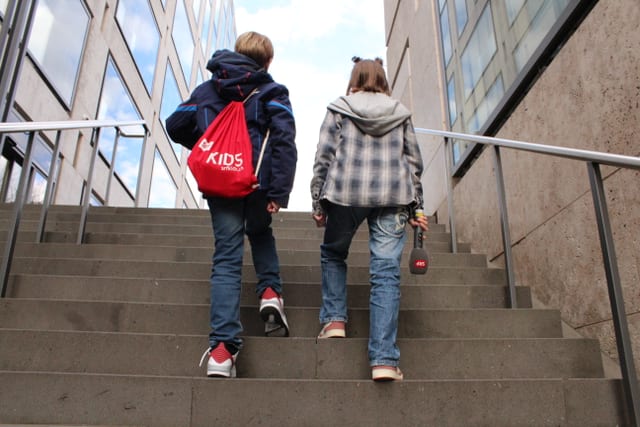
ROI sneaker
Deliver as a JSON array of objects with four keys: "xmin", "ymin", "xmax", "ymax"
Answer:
[
  {"xmin": 199, "ymin": 343, "xmax": 238, "ymax": 378},
  {"xmin": 372, "ymin": 366, "xmax": 403, "ymax": 382},
  {"xmin": 317, "ymin": 321, "xmax": 346, "ymax": 339},
  {"xmin": 259, "ymin": 287, "xmax": 290, "ymax": 337}
]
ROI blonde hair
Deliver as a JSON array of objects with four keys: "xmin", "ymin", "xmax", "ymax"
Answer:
[
  {"xmin": 346, "ymin": 57, "xmax": 390, "ymax": 95},
  {"xmin": 235, "ymin": 31, "xmax": 274, "ymax": 69}
]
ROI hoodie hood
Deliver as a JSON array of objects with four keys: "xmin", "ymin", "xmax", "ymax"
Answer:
[
  {"xmin": 327, "ymin": 92, "xmax": 411, "ymax": 136},
  {"xmin": 206, "ymin": 49, "xmax": 274, "ymax": 101}
]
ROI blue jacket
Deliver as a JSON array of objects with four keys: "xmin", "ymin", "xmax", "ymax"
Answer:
[{"xmin": 166, "ymin": 50, "xmax": 297, "ymax": 207}]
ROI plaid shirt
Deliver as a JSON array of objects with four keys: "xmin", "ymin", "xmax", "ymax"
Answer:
[{"xmin": 311, "ymin": 107, "xmax": 423, "ymax": 215}]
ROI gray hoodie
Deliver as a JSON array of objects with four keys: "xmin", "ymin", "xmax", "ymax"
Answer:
[{"xmin": 327, "ymin": 92, "xmax": 412, "ymax": 136}]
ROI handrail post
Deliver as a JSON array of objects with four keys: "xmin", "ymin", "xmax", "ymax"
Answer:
[
  {"xmin": 0, "ymin": 131, "xmax": 36, "ymax": 297},
  {"xmin": 587, "ymin": 162, "xmax": 639, "ymax": 424},
  {"xmin": 36, "ymin": 129, "xmax": 62, "ymax": 243},
  {"xmin": 492, "ymin": 146, "xmax": 518, "ymax": 308},
  {"xmin": 77, "ymin": 126, "xmax": 101, "ymax": 244},
  {"xmin": 444, "ymin": 137, "xmax": 458, "ymax": 253}
]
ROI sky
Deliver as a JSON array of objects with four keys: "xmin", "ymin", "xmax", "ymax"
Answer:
[{"xmin": 233, "ymin": 0, "xmax": 387, "ymax": 212}]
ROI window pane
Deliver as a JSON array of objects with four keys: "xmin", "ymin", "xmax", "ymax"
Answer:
[
  {"xmin": 439, "ymin": 5, "xmax": 452, "ymax": 65},
  {"xmin": 160, "ymin": 62, "xmax": 184, "ymax": 158},
  {"xmin": 454, "ymin": 0, "xmax": 468, "ymax": 35},
  {"xmin": 186, "ymin": 166, "xmax": 199, "ymax": 203},
  {"xmin": 514, "ymin": 0, "xmax": 570, "ymax": 72},
  {"xmin": 200, "ymin": 0, "xmax": 211, "ymax": 55},
  {"xmin": 27, "ymin": 0, "xmax": 89, "ymax": 106},
  {"xmin": 447, "ymin": 75, "xmax": 457, "ymax": 125},
  {"xmin": 28, "ymin": 171, "xmax": 47, "ymax": 204},
  {"xmin": 114, "ymin": 135, "xmax": 144, "ymax": 197},
  {"xmin": 116, "ymin": 0, "xmax": 160, "ymax": 94},
  {"xmin": 149, "ymin": 149, "xmax": 177, "ymax": 208},
  {"xmin": 4, "ymin": 162, "xmax": 20, "ymax": 203},
  {"xmin": 505, "ymin": 0, "xmax": 526, "ymax": 25},
  {"xmin": 97, "ymin": 58, "xmax": 143, "ymax": 194},
  {"xmin": 460, "ymin": 3, "xmax": 496, "ymax": 98},
  {"xmin": 466, "ymin": 75, "xmax": 504, "ymax": 133},
  {"xmin": 192, "ymin": 0, "xmax": 201, "ymax": 24},
  {"xmin": 172, "ymin": 0, "xmax": 194, "ymax": 87}
]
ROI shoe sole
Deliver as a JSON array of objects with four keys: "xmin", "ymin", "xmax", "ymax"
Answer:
[
  {"xmin": 372, "ymin": 367, "xmax": 403, "ymax": 382},
  {"xmin": 317, "ymin": 328, "xmax": 346, "ymax": 339},
  {"xmin": 207, "ymin": 368, "xmax": 236, "ymax": 378},
  {"xmin": 260, "ymin": 305, "xmax": 290, "ymax": 337}
]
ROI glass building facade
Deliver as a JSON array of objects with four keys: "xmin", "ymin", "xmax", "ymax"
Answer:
[
  {"xmin": 0, "ymin": 0, "xmax": 236, "ymax": 208},
  {"xmin": 436, "ymin": 0, "xmax": 581, "ymax": 172}
]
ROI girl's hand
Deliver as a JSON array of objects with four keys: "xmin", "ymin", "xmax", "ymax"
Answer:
[{"xmin": 408, "ymin": 215, "xmax": 428, "ymax": 231}]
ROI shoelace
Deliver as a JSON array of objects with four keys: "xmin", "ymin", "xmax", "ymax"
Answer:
[{"xmin": 198, "ymin": 347, "xmax": 210, "ymax": 367}]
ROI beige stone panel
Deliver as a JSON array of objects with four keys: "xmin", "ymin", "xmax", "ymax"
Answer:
[
  {"xmin": 580, "ymin": 312, "xmax": 640, "ymax": 375},
  {"xmin": 451, "ymin": 149, "xmax": 503, "ymax": 258},
  {"xmin": 508, "ymin": 168, "xmax": 639, "ymax": 327},
  {"xmin": 54, "ymin": 160, "xmax": 85, "ymax": 205},
  {"xmin": 383, "ymin": 0, "xmax": 400, "ymax": 43}
]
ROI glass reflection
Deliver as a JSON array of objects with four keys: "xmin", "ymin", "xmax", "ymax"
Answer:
[
  {"xmin": 27, "ymin": 0, "xmax": 89, "ymax": 106},
  {"xmin": 149, "ymin": 149, "xmax": 177, "ymax": 208},
  {"xmin": 97, "ymin": 58, "xmax": 143, "ymax": 196},
  {"xmin": 116, "ymin": 0, "xmax": 160, "ymax": 94},
  {"xmin": 201, "ymin": 0, "xmax": 211, "ymax": 55},
  {"xmin": 460, "ymin": 3, "xmax": 496, "ymax": 99},
  {"xmin": 454, "ymin": 0, "xmax": 467, "ymax": 35},
  {"xmin": 439, "ymin": 4, "xmax": 452, "ymax": 66},
  {"xmin": 160, "ymin": 62, "xmax": 183, "ymax": 158},
  {"xmin": 514, "ymin": 0, "xmax": 569, "ymax": 72},
  {"xmin": 172, "ymin": 0, "xmax": 194, "ymax": 88}
]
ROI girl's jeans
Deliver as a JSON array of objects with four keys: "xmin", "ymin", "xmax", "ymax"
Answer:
[
  {"xmin": 206, "ymin": 190, "xmax": 282, "ymax": 351},
  {"xmin": 320, "ymin": 202, "xmax": 408, "ymax": 367}
]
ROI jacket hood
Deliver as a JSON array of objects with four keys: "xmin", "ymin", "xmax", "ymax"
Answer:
[
  {"xmin": 206, "ymin": 49, "xmax": 274, "ymax": 101},
  {"xmin": 327, "ymin": 92, "xmax": 412, "ymax": 136}
]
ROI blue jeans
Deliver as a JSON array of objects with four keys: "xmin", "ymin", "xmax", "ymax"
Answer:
[
  {"xmin": 206, "ymin": 190, "xmax": 282, "ymax": 351},
  {"xmin": 320, "ymin": 203, "xmax": 408, "ymax": 367}
]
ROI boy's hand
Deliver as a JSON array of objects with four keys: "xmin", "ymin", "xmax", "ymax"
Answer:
[
  {"xmin": 267, "ymin": 201, "xmax": 281, "ymax": 213},
  {"xmin": 312, "ymin": 213, "xmax": 326, "ymax": 227}
]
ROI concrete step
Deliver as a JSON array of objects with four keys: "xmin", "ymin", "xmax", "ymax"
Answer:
[
  {"xmin": 3, "ymin": 230, "xmax": 469, "ymax": 253},
  {"xmin": 8, "ymin": 257, "xmax": 505, "ymax": 285},
  {"xmin": 0, "ymin": 206, "xmax": 444, "ymax": 231},
  {"xmin": 1, "ymin": 218, "xmax": 449, "ymax": 240},
  {"xmin": 0, "ymin": 330, "xmax": 604, "ymax": 379},
  {"xmin": 9, "ymin": 242, "xmax": 487, "ymax": 268},
  {"xmin": 7, "ymin": 275, "xmax": 532, "ymax": 308},
  {"xmin": 0, "ymin": 299, "xmax": 562, "ymax": 338},
  {"xmin": 0, "ymin": 372, "xmax": 628, "ymax": 426}
]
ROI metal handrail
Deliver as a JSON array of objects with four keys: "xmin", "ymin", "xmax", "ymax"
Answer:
[
  {"xmin": 415, "ymin": 126, "xmax": 640, "ymax": 425},
  {"xmin": 0, "ymin": 119, "xmax": 148, "ymax": 297}
]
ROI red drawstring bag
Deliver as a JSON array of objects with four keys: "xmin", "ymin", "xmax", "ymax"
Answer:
[{"xmin": 188, "ymin": 92, "xmax": 268, "ymax": 198}]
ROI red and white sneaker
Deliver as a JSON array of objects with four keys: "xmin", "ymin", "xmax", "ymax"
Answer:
[
  {"xmin": 199, "ymin": 343, "xmax": 238, "ymax": 378},
  {"xmin": 259, "ymin": 287, "xmax": 290, "ymax": 337}
]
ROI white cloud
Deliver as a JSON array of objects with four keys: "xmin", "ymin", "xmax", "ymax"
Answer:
[{"xmin": 233, "ymin": 0, "xmax": 386, "ymax": 211}]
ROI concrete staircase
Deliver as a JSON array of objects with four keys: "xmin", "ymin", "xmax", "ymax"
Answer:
[{"xmin": 0, "ymin": 204, "xmax": 629, "ymax": 425}]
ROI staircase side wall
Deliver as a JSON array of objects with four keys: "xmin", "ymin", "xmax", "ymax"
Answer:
[{"xmin": 445, "ymin": 0, "xmax": 640, "ymax": 370}]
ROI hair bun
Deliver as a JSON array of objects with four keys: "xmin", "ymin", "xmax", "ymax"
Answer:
[{"xmin": 351, "ymin": 56, "xmax": 362, "ymax": 63}]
